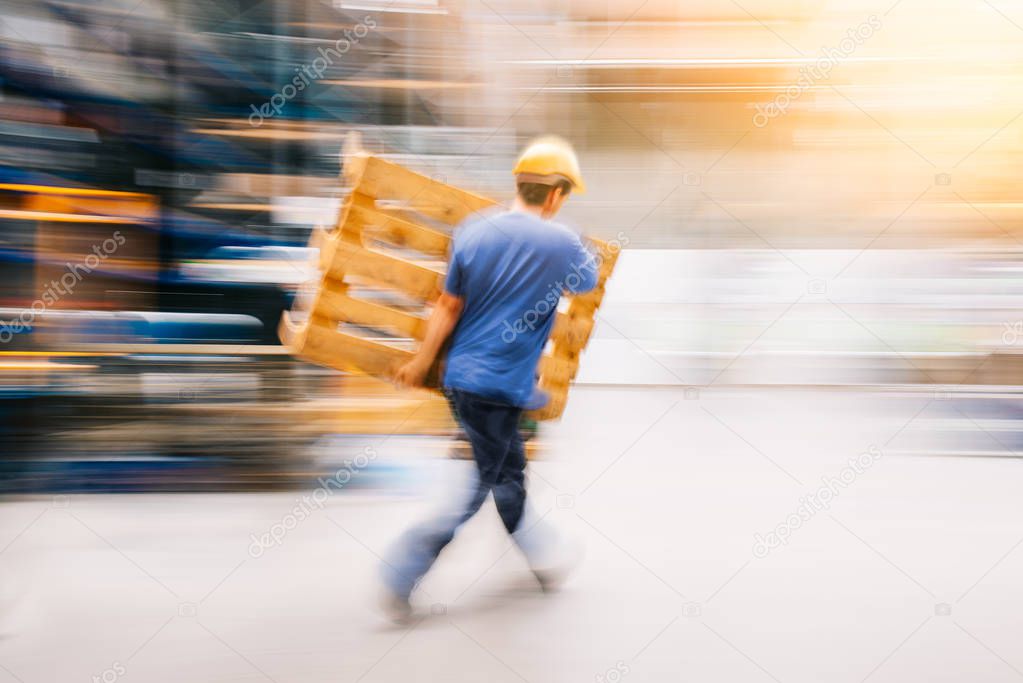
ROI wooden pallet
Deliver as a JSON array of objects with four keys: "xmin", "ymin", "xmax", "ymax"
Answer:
[{"xmin": 280, "ymin": 133, "xmax": 619, "ymax": 420}]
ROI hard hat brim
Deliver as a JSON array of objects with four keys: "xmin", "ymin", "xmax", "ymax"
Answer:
[{"xmin": 514, "ymin": 172, "xmax": 586, "ymax": 195}]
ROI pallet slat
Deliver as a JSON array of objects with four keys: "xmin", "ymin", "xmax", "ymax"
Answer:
[
  {"xmin": 537, "ymin": 353, "xmax": 579, "ymax": 387},
  {"xmin": 281, "ymin": 133, "xmax": 619, "ymax": 421},
  {"xmin": 528, "ymin": 389, "xmax": 568, "ymax": 421},
  {"xmin": 318, "ymin": 285, "xmax": 427, "ymax": 340},
  {"xmin": 349, "ymin": 201, "xmax": 451, "ymax": 257},
  {"xmin": 306, "ymin": 316, "xmax": 412, "ymax": 376},
  {"xmin": 551, "ymin": 312, "xmax": 596, "ymax": 352},
  {"xmin": 326, "ymin": 240, "xmax": 444, "ymax": 301},
  {"xmin": 349, "ymin": 154, "xmax": 497, "ymax": 225}
]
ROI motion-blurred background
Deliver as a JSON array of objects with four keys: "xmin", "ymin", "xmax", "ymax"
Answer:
[
  {"xmin": 3, "ymin": 0, "xmax": 1022, "ymax": 488},
  {"xmin": 3, "ymin": 1, "xmax": 1023, "ymax": 681}
]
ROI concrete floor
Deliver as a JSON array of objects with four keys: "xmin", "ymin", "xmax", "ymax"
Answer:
[{"xmin": 2, "ymin": 386, "xmax": 1023, "ymax": 682}]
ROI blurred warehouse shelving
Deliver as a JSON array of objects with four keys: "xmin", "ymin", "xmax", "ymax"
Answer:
[{"xmin": 3, "ymin": 0, "xmax": 1023, "ymax": 487}]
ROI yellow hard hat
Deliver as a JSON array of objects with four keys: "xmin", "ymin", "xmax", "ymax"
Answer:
[{"xmin": 513, "ymin": 136, "xmax": 586, "ymax": 194}]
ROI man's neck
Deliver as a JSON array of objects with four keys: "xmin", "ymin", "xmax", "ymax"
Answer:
[{"xmin": 511, "ymin": 197, "xmax": 547, "ymax": 219}]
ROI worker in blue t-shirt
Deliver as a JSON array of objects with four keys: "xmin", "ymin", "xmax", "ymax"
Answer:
[{"xmin": 381, "ymin": 136, "xmax": 598, "ymax": 621}]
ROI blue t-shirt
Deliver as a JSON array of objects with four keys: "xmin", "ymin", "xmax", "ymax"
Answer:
[{"xmin": 442, "ymin": 209, "xmax": 599, "ymax": 408}]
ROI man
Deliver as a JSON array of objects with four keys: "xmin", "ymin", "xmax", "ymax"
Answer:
[{"xmin": 381, "ymin": 136, "xmax": 598, "ymax": 620}]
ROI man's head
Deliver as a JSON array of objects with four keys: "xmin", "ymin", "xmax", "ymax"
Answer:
[
  {"xmin": 516, "ymin": 177, "xmax": 571, "ymax": 217},
  {"xmin": 512, "ymin": 136, "xmax": 585, "ymax": 219}
]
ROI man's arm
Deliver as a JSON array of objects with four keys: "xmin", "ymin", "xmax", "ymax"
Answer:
[
  {"xmin": 565, "ymin": 236, "xmax": 599, "ymax": 294},
  {"xmin": 393, "ymin": 292, "xmax": 464, "ymax": 388}
]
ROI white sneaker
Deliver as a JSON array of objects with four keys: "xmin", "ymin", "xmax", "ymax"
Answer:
[
  {"xmin": 379, "ymin": 587, "xmax": 413, "ymax": 624},
  {"xmin": 532, "ymin": 540, "xmax": 583, "ymax": 593}
]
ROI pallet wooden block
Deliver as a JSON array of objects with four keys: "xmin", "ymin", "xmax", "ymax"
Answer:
[{"xmin": 280, "ymin": 133, "xmax": 619, "ymax": 420}]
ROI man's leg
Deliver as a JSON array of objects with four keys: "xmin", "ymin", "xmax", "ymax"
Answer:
[
  {"xmin": 492, "ymin": 428, "xmax": 526, "ymax": 533},
  {"xmin": 381, "ymin": 469, "xmax": 490, "ymax": 602},
  {"xmin": 494, "ymin": 431, "xmax": 566, "ymax": 580},
  {"xmin": 381, "ymin": 390, "xmax": 519, "ymax": 600}
]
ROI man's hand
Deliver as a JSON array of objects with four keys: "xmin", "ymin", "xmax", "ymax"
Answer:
[
  {"xmin": 394, "ymin": 356, "xmax": 431, "ymax": 389},
  {"xmin": 393, "ymin": 291, "xmax": 464, "ymax": 390}
]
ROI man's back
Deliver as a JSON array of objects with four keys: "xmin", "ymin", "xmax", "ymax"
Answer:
[{"xmin": 442, "ymin": 210, "xmax": 597, "ymax": 408}]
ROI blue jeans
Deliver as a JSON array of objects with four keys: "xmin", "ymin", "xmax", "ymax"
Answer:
[{"xmin": 382, "ymin": 388, "xmax": 554, "ymax": 599}]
